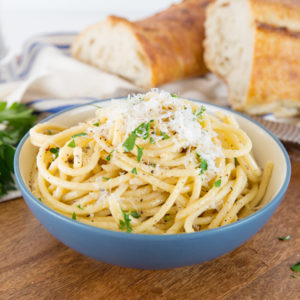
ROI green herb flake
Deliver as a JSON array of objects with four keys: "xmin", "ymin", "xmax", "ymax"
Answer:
[
  {"xmin": 38, "ymin": 198, "xmax": 42, "ymax": 202},
  {"xmin": 71, "ymin": 132, "xmax": 87, "ymax": 138},
  {"xmin": 150, "ymin": 137, "xmax": 156, "ymax": 144},
  {"xmin": 165, "ymin": 215, "xmax": 171, "ymax": 221},
  {"xmin": 68, "ymin": 139, "xmax": 76, "ymax": 148},
  {"xmin": 93, "ymin": 105, "xmax": 102, "ymax": 109},
  {"xmin": 122, "ymin": 132, "xmax": 137, "ymax": 152},
  {"xmin": 135, "ymin": 120, "xmax": 153, "ymax": 140},
  {"xmin": 136, "ymin": 145, "xmax": 144, "ymax": 162},
  {"xmin": 278, "ymin": 235, "xmax": 291, "ymax": 241},
  {"xmin": 120, "ymin": 208, "xmax": 132, "ymax": 233},
  {"xmin": 49, "ymin": 147, "xmax": 59, "ymax": 158},
  {"xmin": 160, "ymin": 131, "xmax": 170, "ymax": 140},
  {"xmin": 291, "ymin": 273, "xmax": 297, "ymax": 278},
  {"xmin": 234, "ymin": 157, "xmax": 238, "ymax": 165},
  {"xmin": 72, "ymin": 212, "xmax": 77, "ymax": 220},
  {"xmin": 77, "ymin": 204, "xmax": 84, "ymax": 210},
  {"xmin": 106, "ymin": 150, "xmax": 114, "ymax": 161},
  {"xmin": 214, "ymin": 179, "xmax": 222, "ymax": 187},
  {"xmin": 193, "ymin": 106, "xmax": 206, "ymax": 118},
  {"xmin": 200, "ymin": 159, "xmax": 208, "ymax": 174},
  {"xmin": 131, "ymin": 167, "xmax": 137, "ymax": 175},
  {"xmin": 290, "ymin": 262, "xmax": 300, "ymax": 272},
  {"xmin": 102, "ymin": 177, "xmax": 110, "ymax": 181},
  {"xmin": 130, "ymin": 211, "xmax": 140, "ymax": 219},
  {"xmin": 195, "ymin": 152, "xmax": 208, "ymax": 174},
  {"xmin": 47, "ymin": 129, "xmax": 52, "ymax": 135},
  {"xmin": 170, "ymin": 93, "xmax": 178, "ymax": 98},
  {"xmin": 93, "ymin": 122, "xmax": 99, "ymax": 127}
]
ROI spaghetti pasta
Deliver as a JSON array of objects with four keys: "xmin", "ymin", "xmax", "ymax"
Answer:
[{"xmin": 29, "ymin": 90, "xmax": 273, "ymax": 234}]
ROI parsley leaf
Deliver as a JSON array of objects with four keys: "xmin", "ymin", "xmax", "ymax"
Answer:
[
  {"xmin": 131, "ymin": 167, "xmax": 137, "ymax": 175},
  {"xmin": 102, "ymin": 177, "xmax": 110, "ymax": 181},
  {"xmin": 93, "ymin": 122, "xmax": 99, "ymax": 127},
  {"xmin": 193, "ymin": 106, "xmax": 206, "ymax": 118},
  {"xmin": 120, "ymin": 208, "xmax": 132, "ymax": 232},
  {"xmin": 0, "ymin": 102, "xmax": 36, "ymax": 198},
  {"xmin": 136, "ymin": 145, "xmax": 144, "ymax": 162},
  {"xmin": 195, "ymin": 152, "xmax": 208, "ymax": 174},
  {"xmin": 72, "ymin": 212, "xmax": 77, "ymax": 220},
  {"xmin": 68, "ymin": 139, "xmax": 76, "ymax": 148},
  {"xmin": 278, "ymin": 235, "xmax": 291, "ymax": 241},
  {"xmin": 214, "ymin": 179, "xmax": 222, "ymax": 187},
  {"xmin": 49, "ymin": 147, "xmax": 59, "ymax": 158},
  {"xmin": 150, "ymin": 137, "xmax": 156, "ymax": 144},
  {"xmin": 290, "ymin": 262, "xmax": 300, "ymax": 272},
  {"xmin": 122, "ymin": 132, "xmax": 137, "ymax": 152},
  {"xmin": 130, "ymin": 211, "xmax": 140, "ymax": 219},
  {"xmin": 160, "ymin": 131, "xmax": 170, "ymax": 140},
  {"xmin": 77, "ymin": 204, "xmax": 84, "ymax": 210},
  {"xmin": 106, "ymin": 150, "xmax": 114, "ymax": 161},
  {"xmin": 170, "ymin": 93, "xmax": 178, "ymax": 98},
  {"xmin": 71, "ymin": 132, "xmax": 87, "ymax": 138},
  {"xmin": 135, "ymin": 120, "xmax": 153, "ymax": 140}
]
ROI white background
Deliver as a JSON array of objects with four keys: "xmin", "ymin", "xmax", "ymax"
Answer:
[{"xmin": 1, "ymin": 0, "xmax": 179, "ymax": 54}]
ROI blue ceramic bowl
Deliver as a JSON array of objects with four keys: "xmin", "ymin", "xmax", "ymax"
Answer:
[{"xmin": 14, "ymin": 99, "xmax": 291, "ymax": 269}]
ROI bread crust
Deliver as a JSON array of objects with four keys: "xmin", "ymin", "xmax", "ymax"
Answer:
[
  {"xmin": 71, "ymin": 0, "xmax": 210, "ymax": 87},
  {"xmin": 205, "ymin": 0, "xmax": 300, "ymax": 115}
]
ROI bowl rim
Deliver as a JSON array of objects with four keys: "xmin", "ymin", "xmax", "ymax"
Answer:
[{"xmin": 14, "ymin": 97, "xmax": 291, "ymax": 241}]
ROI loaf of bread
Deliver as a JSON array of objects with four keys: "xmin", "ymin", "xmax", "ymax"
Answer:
[
  {"xmin": 71, "ymin": 0, "xmax": 210, "ymax": 88},
  {"xmin": 204, "ymin": 0, "xmax": 300, "ymax": 116}
]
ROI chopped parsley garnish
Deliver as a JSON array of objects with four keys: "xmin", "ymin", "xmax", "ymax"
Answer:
[
  {"xmin": 160, "ymin": 131, "xmax": 170, "ymax": 140},
  {"xmin": 93, "ymin": 105, "xmax": 102, "ymax": 109},
  {"xmin": 165, "ymin": 215, "xmax": 171, "ymax": 221},
  {"xmin": 47, "ymin": 129, "xmax": 52, "ymax": 135},
  {"xmin": 93, "ymin": 122, "xmax": 99, "ymax": 127},
  {"xmin": 72, "ymin": 212, "xmax": 77, "ymax": 220},
  {"xmin": 234, "ymin": 157, "xmax": 238, "ymax": 165},
  {"xmin": 170, "ymin": 93, "xmax": 178, "ymax": 98},
  {"xmin": 214, "ymin": 179, "xmax": 222, "ymax": 187},
  {"xmin": 122, "ymin": 132, "xmax": 137, "ymax": 152},
  {"xmin": 123, "ymin": 120, "xmax": 154, "ymax": 152},
  {"xmin": 130, "ymin": 210, "xmax": 141, "ymax": 219},
  {"xmin": 77, "ymin": 204, "xmax": 84, "ymax": 210},
  {"xmin": 195, "ymin": 152, "xmax": 208, "ymax": 174},
  {"xmin": 291, "ymin": 273, "xmax": 297, "ymax": 278},
  {"xmin": 119, "ymin": 208, "xmax": 132, "ymax": 232},
  {"xmin": 278, "ymin": 235, "xmax": 291, "ymax": 241},
  {"xmin": 106, "ymin": 150, "xmax": 114, "ymax": 161},
  {"xmin": 150, "ymin": 137, "xmax": 156, "ymax": 144},
  {"xmin": 102, "ymin": 177, "xmax": 110, "ymax": 181},
  {"xmin": 135, "ymin": 120, "xmax": 153, "ymax": 140},
  {"xmin": 200, "ymin": 159, "xmax": 208, "ymax": 174},
  {"xmin": 38, "ymin": 197, "xmax": 42, "ymax": 202},
  {"xmin": 68, "ymin": 139, "xmax": 76, "ymax": 148},
  {"xmin": 290, "ymin": 262, "xmax": 300, "ymax": 272},
  {"xmin": 136, "ymin": 145, "xmax": 144, "ymax": 162},
  {"xmin": 193, "ymin": 106, "xmax": 206, "ymax": 118},
  {"xmin": 49, "ymin": 147, "xmax": 59, "ymax": 158},
  {"xmin": 71, "ymin": 132, "xmax": 87, "ymax": 138},
  {"xmin": 131, "ymin": 167, "xmax": 137, "ymax": 175}
]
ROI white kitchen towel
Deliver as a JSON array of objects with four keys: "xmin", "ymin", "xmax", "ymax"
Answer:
[{"xmin": 0, "ymin": 32, "xmax": 228, "ymax": 202}]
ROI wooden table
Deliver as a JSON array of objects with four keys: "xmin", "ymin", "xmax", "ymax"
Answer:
[{"xmin": 1, "ymin": 145, "xmax": 300, "ymax": 300}]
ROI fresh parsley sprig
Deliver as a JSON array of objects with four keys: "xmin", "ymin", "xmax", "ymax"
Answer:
[{"xmin": 0, "ymin": 102, "xmax": 36, "ymax": 197}]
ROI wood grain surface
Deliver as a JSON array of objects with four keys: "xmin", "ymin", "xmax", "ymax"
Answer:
[{"xmin": 0, "ymin": 146, "xmax": 299, "ymax": 300}]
